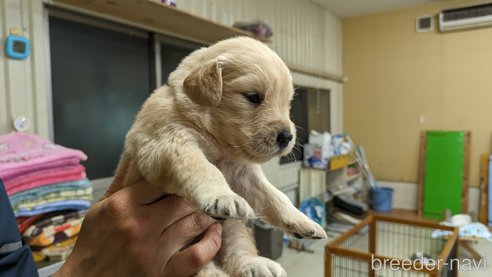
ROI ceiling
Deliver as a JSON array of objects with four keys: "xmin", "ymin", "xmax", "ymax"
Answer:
[{"xmin": 312, "ymin": 0, "xmax": 445, "ymax": 17}]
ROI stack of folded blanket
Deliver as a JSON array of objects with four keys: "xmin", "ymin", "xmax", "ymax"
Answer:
[{"xmin": 0, "ymin": 132, "xmax": 92, "ymax": 262}]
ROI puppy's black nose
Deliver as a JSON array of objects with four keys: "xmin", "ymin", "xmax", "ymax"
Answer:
[{"xmin": 277, "ymin": 130, "xmax": 293, "ymax": 148}]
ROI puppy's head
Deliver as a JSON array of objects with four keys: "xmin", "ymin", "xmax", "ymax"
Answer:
[{"xmin": 169, "ymin": 37, "xmax": 296, "ymax": 163}]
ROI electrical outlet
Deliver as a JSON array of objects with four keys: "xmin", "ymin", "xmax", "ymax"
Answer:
[{"xmin": 419, "ymin": 115, "xmax": 426, "ymax": 124}]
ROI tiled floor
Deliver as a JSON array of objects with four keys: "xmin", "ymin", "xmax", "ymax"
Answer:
[
  {"xmin": 277, "ymin": 240, "xmax": 327, "ymax": 277},
  {"xmin": 460, "ymin": 241, "xmax": 492, "ymax": 277},
  {"xmin": 277, "ymin": 236, "xmax": 492, "ymax": 277}
]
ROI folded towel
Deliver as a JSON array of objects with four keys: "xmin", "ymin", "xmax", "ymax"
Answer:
[
  {"xmin": 9, "ymin": 178, "xmax": 92, "ymax": 209},
  {"xmin": 4, "ymin": 165, "xmax": 86, "ymax": 195},
  {"xmin": 15, "ymin": 200, "xmax": 90, "ymax": 217},
  {"xmin": 23, "ymin": 210, "xmax": 86, "ymax": 246},
  {"xmin": 14, "ymin": 191, "xmax": 92, "ymax": 214},
  {"xmin": 31, "ymin": 237, "xmax": 77, "ymax": 262},
  {"xmin": 26, "ymin": 217, "xmax": 83, "ymax": 247},
  {"xmin": 17, "ymin": 214, "xmax": 45, "ymax": 234},
  {"xmin": 0, "ymin": 157, "xmax": 81, "ymax": 181},
  {"xmin": 21, "ymin": 210, "xmax": 86, "ymax": 240},
  {"xmin": 7, "ymin": 172, "xmax": 86, "ymax": 196},
  {"xmin": 0, "ymin": 132, "xmax": 87, "ymax": 178}
]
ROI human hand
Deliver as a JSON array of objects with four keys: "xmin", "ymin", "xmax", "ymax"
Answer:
[{"xmin": 55, "ymin": 179, "xmax": 222, "ymax": 276}]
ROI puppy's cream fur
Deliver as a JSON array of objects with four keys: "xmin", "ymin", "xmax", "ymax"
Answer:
[{"xmin": 109, "ymin": 37, "xmax": 327, "ymax": 276}]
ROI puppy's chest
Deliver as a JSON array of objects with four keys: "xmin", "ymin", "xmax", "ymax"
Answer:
[
  {"xmin": 209, "ymin": 156, "xmax": 249, "ymax": 185},
  {"xmin": 199, "ymin": 140, "xmax": 249, "ymax": 184}
]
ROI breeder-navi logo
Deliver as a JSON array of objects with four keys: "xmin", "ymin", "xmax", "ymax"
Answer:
[{"xmin": 371, "ymin": 254, "xmax": 487, "ymax": 272}]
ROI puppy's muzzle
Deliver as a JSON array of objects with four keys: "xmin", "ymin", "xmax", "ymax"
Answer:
[{"xmin": 276, "ymin": 130, "xmax": 293, "ymax": 148}]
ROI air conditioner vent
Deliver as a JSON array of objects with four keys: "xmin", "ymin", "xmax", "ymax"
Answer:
[
  {"xmin": 442, "ymin": 3, "xmax": 492, "ymax": 21},
  {"xmin": 439, "ymin": 3, "xmax": 492, "ymax": 32},
  {"xmin": 417, "ymin": 15, "xmax": 433, "ymax": 32}
]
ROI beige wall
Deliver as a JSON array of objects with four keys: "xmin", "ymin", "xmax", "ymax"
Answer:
[{"xmin": 343, "ymin": 0, "xmax": 492, "ymax": 186}]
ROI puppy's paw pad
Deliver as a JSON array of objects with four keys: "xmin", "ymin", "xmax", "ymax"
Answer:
[
  {"xmin": 195, "ymin": 273, "xmax": 229, "ymax": 277},
  {"xmin": 284, "ymin": 218, "xmax": 327, "ymax": 240},
  {"xmin": 201, "ymin": 193, "xmax": 254, "ymax": 219},
  {"xmin": 238, "ymin": 257, "xmax": 286, "ymax": 277}
]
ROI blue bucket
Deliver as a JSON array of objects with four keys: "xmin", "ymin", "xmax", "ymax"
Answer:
[{"xmin": 371, "ymin": 187, "xmax": 393, "ymax": 212}]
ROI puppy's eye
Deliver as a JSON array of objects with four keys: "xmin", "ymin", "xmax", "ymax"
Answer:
[{"xmin": 244, "ymin": 93, "xmax": 262, "ymax": 104}]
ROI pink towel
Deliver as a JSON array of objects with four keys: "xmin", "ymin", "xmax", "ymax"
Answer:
[
  {"xmin": 0, "ymin": 157, "xmax": 81, "ymax": 181},
  {"xmin": 0, "ymin": 132, "xmax": 87, "ymax": 178},
  {"xmin": 5, "ymin": 164, "xmax": 85, "ymax": 187},
  {"xmin": 5, "ymin": 165, "xmax": 86, "ymax": 195}
]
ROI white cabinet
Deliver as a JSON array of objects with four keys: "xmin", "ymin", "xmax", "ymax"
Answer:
[
  {"xmin": 262, "ymin": 158, "xmax": 302, "ymax": 205},
  {"xmin": 299, "ymin": 169, "xmax": 326, "ymax": 203}
]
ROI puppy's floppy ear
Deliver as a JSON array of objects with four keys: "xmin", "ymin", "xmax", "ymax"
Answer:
[{"xmin": 183, "ymin": 55, "xmax": 225, "ymax": 106}]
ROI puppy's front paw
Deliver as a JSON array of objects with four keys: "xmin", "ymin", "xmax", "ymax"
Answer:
[
  {"xmin": 238, "ymin": 256, "xmax": 286, "ymax": 277},
  {"xmin": 200, "ymin": 193, "xmax": 255, "ymax": 219},
  {"xmin": 195, "ymin": 262, "xmax": 229, "ymax": 277},
  {"xmin": 283, "ymin": 211, "xmax": 327, "ymax": 240},
  {"xmin": 195, "ymin": 271, "xmax": 229, "ymax": 277}
]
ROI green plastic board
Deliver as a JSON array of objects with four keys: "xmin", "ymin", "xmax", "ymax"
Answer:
[{"xmin": 423, "ymin": 131, "xmax": 465, "ymax": 219}]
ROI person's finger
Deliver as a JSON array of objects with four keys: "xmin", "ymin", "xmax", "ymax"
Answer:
[
  {"xmin": 160, "ymin": 212, "xmax": 217, "ymax": 257},
  {"xmin": 164, "ymin": 223, "xmax": 223, "ymax": 277},
  {"xmin": 138, "ymin": 195, "xmax": 197, "ymax": 231},
  {"xmin": 106, "ymin": 181, "xmax": 197, "ymax": 232}
]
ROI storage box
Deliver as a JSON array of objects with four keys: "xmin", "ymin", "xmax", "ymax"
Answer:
[{"xmin": 254, "ymin": 221, "xmax": 284, "ymax": 260}]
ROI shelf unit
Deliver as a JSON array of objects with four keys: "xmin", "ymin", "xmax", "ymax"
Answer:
[
  {"xmin": 47, "ymin": 0, "xmax": 346, "ymax": 83},
  {"xmin": 49, "ymin": 0, "xmax": 270, "ymax": 44},
  {"xmin": 299, "ymin": 160, "xmax": 364, "ymax": 204}
]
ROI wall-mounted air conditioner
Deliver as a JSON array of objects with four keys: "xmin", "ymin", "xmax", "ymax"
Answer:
[{"xmin": 439, "ymin": 3, "xmax": 492, "ymax": 32}]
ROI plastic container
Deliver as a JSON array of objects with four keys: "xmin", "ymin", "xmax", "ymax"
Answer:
[{"xmin": 370, "ymin": 187, "xmax": 393, "ymax": 212}]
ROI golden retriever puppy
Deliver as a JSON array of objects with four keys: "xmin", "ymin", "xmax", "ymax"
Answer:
[{"xmin": 111, "ymin": 36, "xmax": 327, "ymax": 276}]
